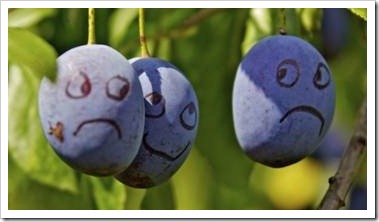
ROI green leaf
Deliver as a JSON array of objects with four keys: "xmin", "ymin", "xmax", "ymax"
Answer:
[
  {"xmin": 8, "ymin": 27, "xmax": 57, "ymax": 81},
  {"xmin": 297, "ymin": 8, "xmax": 322, "ymax": 34},
  {"xmin": 8, "ymin": 64, "xmax": 78, "ymax": 193},
  {"xmin": 349, "ymin": 8, "xmax": 367, "ymax": 21},
  {"xmin": 141, "ymin": 182, "xmax": 175, "ymax": 210},
  {"xmin": 8, "ymin": 155, "xmax": 93, "ymax": 210},
  {"xmin": 89, "ymin": 176, "xmax": 126, "ymax": 210},
  {"xmin": 170, "ymin": 148, "xmax": 214, "ymax": 209},
  {"xmin": 109, "ymin": 8, "xmax": 138, "ymax": 48},
  {"xmin": 171, "ymin": 9, "xmax": 253, "ymax": 190},
  {"xmin": 8, "ymin": 8, "xmax": 57, "ymax": 28},
  {"xmin": 123, "ymin": 187, "xmax": 146, "ymax": 210},
  {"xmin": 242, "ymin": 9, "xmax": 273, "ymax": 55}
]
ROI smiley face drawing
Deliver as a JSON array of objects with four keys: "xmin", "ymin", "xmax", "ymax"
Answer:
[
  {"xmin": 38, "ymin": 45, "xmax": 145, "ymax": 176},
  {"xmin": 115, "ymin": 57, "xmax": 199, "ymax": 188},
  {"xmin": 232, "ymin": 35, "xmax": 335, "ymax": 167}
]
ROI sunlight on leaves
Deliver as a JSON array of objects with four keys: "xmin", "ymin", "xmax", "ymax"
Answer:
[
  {"xmin": 89, "ymin": 176, "xmax": 126, "ymax": 210},
  {"xmin": 9, "ymin": 28, "xmax": 57, "ymax": 81},
  {"xmin": 171, "ymin": 148, "xmax": 214, "ymax": 209},
  {"xmin": 8, "ymin": 64, "xmax": 77, "ymax": 193},
  {"xmin": 349, "ymin": 8, "xmax": 367, "ymax": 21},
  {"xmin": 8, "ymin": 8, "xmax": 57, "ymax": 28}
]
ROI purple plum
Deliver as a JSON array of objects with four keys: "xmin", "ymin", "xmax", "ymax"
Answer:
[
  {"xmin": 115, "ymin": 57, "xmax": 199, "ymax": 188},
  {"xmin": 232, "ymin": 35, "xmax": 335, "ymax": 167},
  {"xmin": 38, "ymin": 44, "xmax": 145, "ymax": 176}
]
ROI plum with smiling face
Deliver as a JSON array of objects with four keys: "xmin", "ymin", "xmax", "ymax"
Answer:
[
  {"xmin": 232, "ymin": 35, "xmax": 335, "ymax": 167},
  {"xmin": 115, "ymin": 57, "xmax": 199, "ymax": 188},
  {"xmin": 38, "ymin": 44, "xmax": 145, "ymax": 176}
]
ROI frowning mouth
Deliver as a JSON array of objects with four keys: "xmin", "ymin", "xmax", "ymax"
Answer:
[
  {"xmin": 143, "ymin": 132, "xmax": 190, "ymax": 161},
  {"xmin": 73, "ymin": 118, "xmax": 122, "ymax": 139},
  {"xmin": 279, "ymin": 105, "xmax": 325, "ymax": 136}
]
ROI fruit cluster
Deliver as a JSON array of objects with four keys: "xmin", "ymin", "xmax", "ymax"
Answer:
[
  {"xmin": 38, "ymin": 44, "xmax": 199, "ymax": 188},
  {"xmin": 39, "ymin": 34, "xmax": 336, "ymax": 188}
]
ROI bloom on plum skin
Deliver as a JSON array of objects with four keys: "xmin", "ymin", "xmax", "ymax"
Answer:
[
  {"xmin": 232, "ymin": 35, "xmax": 336, "ymax": 168},
  {"xmin": 115, "ymin": 57, "xmax": 199, "ymax": 188},
  {"xmin": 38, "ymin": 44, "xmax": 145, "ymax": 176}
]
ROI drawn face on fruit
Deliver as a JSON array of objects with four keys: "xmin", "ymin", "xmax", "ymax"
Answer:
[
  {"xmin": 140, "ymin": 69, "xmax": 197, "ymax": 159},
  {"xmin": 57, "ymin": 71, "xmax": 130, "ymax": 140},
  {"xmin": 38, "ymin": 45, "xmax": 144, "ymax": 176},
  {"xmin": 232, "ymin": 35, "xmax": 335, "ymax": 167},
  {"xmin": 115, "ymin": 58, "xmax": 199, "ymax": 188},
  {"xmin": 133, "ymin": 58, "xmax": 198, "ymax": 161},
  {"xmin": 273, "ymin": 59, "xmax": 331, "ymax": 137}
]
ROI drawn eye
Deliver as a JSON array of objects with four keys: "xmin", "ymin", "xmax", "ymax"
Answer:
[
  {"xmin": 276, "ymin": 59, "xmax": 300, "ymax": 88},
  {"xmin": 106, "ymin": 76, "xmax": 130, "ymax": 101},
  {"xmin": 180, "ymin": 102, "xmax": 197, "ymax": 130},
  {"xmin": 313, "ymin": 63, "xmax": 330, "ymax": 89},
  {"xmin": 144, "ymin": 92, "xmax": 165, "ymax": 118},
  {"xmin": 65, "ymin": 71, "xmax": 91, "ymax": 98}
]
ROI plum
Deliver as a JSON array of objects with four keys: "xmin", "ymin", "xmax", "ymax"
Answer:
[
  {"xmin": 115, "ymin": 57, "xmax": 199, "ymax": 188},
  {"xmin": 38, "ymin": 44, "xmax": 145, "ymax": 176},
  {"xmin": 321, "ymin": 8, "xmax": 349, "ymax": 59},
  {"xmin": 232, "ymin": 35, "xmax": 335, "ymax": 167},
  {"xmin": 349, "ymin": 184, "xmax": 367, "ymax": 210},
  {"xmin": 311, "ymin": 127, "xmax": 347, "ymax": 163}
]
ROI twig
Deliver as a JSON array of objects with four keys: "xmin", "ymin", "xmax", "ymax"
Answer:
[
  {"xmin": 119, "ymin": 9, "xmax": 225, "ymax": 56},
  {"xmin": 318, "ymin": 99, "xmax": 367, "ymax": 209},
  {"xmin": 152, "ymin": 9, "xmax": 225, "ymax": 40}
]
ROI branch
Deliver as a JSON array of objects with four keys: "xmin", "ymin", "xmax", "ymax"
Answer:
[
  {"xmin": 318, "ymin": 99, "xmax": 367, "ymax": 209},
  {"xmin": 151, "ymin": 8, "xmax": 225, "ymax": 40},
  {"xmin": 119, "ymin": 9, "xmax": 225, "ymax": 56}
]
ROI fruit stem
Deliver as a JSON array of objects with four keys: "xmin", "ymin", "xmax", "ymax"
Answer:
[
  {"xmin": 88, "ymin": 8, "xmax": 96, "ymax": 44},
  {"xmin": 279, "ymin": 8, "xmax": 287, "ymax": 35},
  {"xmin": 139, "ymin": 8, "xmax": 151, "ymax": 57}
]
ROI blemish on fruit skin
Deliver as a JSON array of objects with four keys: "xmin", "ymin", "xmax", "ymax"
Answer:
[{"xmin": 49, "ymin": 121, "xmax": 64, "ymax": 143}]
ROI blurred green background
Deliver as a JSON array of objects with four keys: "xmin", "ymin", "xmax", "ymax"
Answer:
[{"xmin": 8, "ymin": 8, "xmax": 367, "ymax": 210}]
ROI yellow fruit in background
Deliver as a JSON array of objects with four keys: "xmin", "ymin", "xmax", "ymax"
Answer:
[{"xmin": 262, "ymin": 158, "xmax": 324, "ymax": 209}]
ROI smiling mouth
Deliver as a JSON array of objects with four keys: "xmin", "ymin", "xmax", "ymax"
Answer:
[
  {"xmin": 73, "ymin": 118, "xmax": 122, "ymax": 139},
  {"xmin": 279, "ymin": 105, "xmax": 325, "ymax": 136},
  {"xmin": 143, "ymin": 132, "xmax": 191, "ymax": 161}
]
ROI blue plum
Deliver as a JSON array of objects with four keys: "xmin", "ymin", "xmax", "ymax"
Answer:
[
  {"xmin": 321, "ymin": 8, "xmax": 349, "ymax": 59},
  {"xmin": 115, "ymin": 57, "xmax": 199, "ymax": 188},
  {"xmin": 311, "ymin": 127, "xmax": 347, "ymax": 163},
  {"xmin": 38, "ymin": 44, "xmax": 145, "ymax": 176},
  {"xmin": 349, "ymin": 184, "xmax": 367, "ymax": 210},
  {"xmin": 232, "ymin": 35, "xmax": 336, "ymax": 167}
]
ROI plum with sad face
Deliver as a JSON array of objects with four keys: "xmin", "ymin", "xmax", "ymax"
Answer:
[
  {"xmin": 38, "ymin": 44, "xmax": 145, "ymax": 176},
  {"xmin": 232, "ymin": 35, "xmax": 336, "ymax": 167},
  {"xmin": 115, "ymin": 57, "xmax": 199, "ymax": 188}
]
